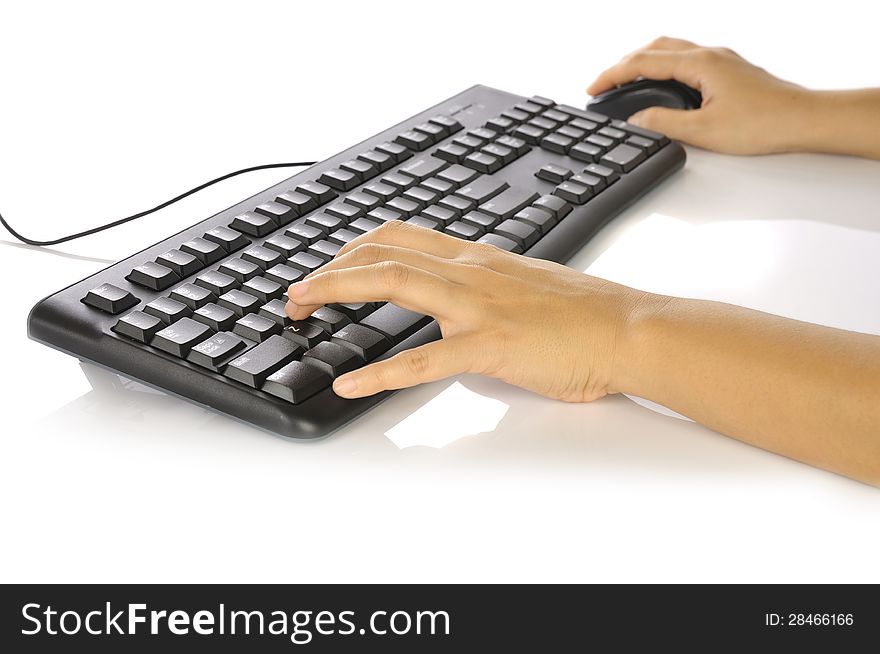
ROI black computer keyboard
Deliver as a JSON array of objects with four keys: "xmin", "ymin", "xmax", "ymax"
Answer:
[{"xmin": 28, "ymin": 85, "xmax": 685, "ymax": 439}]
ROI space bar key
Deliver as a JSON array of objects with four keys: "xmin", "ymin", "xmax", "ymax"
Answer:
[{"xmin": 360, "ymin": 304, "xmax": 431, "ymax": 345}]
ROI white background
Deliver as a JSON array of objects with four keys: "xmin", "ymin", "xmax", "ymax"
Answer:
[{"xmin": 1, "ymin": 0, "xmax": 879, "ymax": 583}]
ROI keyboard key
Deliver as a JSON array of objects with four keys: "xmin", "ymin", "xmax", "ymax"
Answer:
[
  {"xmin": 435, "ymin": 143, "xmax": 469, "ymax": 163},
  {"xmin": 482, "ymin": 143, "xmax": 515, "ymax": 164},
  {"xmin": 586, "ymin": 134, "xmax": 615, "ymax": 149},
  {"xmin": 318, "ymin": 168, "xmax": 358, "ymax": 191},
  {"xmin": 583, "ymin": 163, "xmax": 620, "ymax": 185},
  {"xmin": 598, "ymin": 126, "xmax": 627, "ymax": 142},
  {"xmin": 217, "ymin": 289, "xmax": 261, "ymax": 317},
  {"xmin": 437, "ymin": 164, "xmax": 479, "ymax": 188},
  {"xmin": 112, "ymin": 310, "xmax": 163, "ymax": 343},
  {"xmin": 233, "ymin": 313, "xmax": 282, "ymax": 342},
  {"xmin": 462, "ymin": 151, "xmax": 501, "ymax": 174},
  {"xmin": 287, "ymin": 251, "xmax": 325, "ymax": 274},
  {"xmin": 301, "ymin": 341, "xmax": 363, "ymax": 378},
  {"xmin": 307, "ymin": 306, "xmax": 351, "ymax": 334},
  {"xmin": 375, "ymin": 141, "xmax": 411, "ymax": 163},
  {"xmin": 555, "ymin": 104, "xmax": 609, "ymax": 124},
  {"xmin": 219, "ymin": 257, "xmax": 261, "ymax": 283},
  {"xmin": 453, "ymin": 135, "xmax": 485, "ymax": 150},
  {"xmin": 242, "ymin": 245, "xmax": 284, "ymax": 270},
  {"xmin": 361, "ymin": 303, "xmax": 431, "ymax": 344},
  {"xmin": 181, "ymin": 237, "xmax": 225, "ymax": 264},
  {"xmin": 264, "ymin": 234, "xmax": 305, "ymax": 257},
  {"xmin": 477, "ymin": 233, "xmax": 523, "ymax": 253},
  {"xmin": 259, "ymin": 298, "xmax": 294, "ymax": 327},
  {"xmin": 461, "ymin": 211, "xmax": 498, "ymax": 232},
  {"xmin": 413, "ymin": 122, "xmax": 445, "ymax": 141},
  {"xmin": 193, "ymin": 302, "xmax": 237, "ymax": 331},
  {"xmin": 382, "ymin": 172, "xmax": 417, "ymax": 190},
  {"xmin": 170, "ymin": 283, "xmax": 216, "ymax": 310},
  {"xmin": 357, "ymin": 150, "xmax": 394, "ymax": 172},
  {"xmin": 369, "ymin": 208, "xmax": 403, "ymax": 226},
  {"xmin": 295, "ymin": 181, "xmax": 338, "ymax": 204},
  {"xmin": 230, "ymin": 211, "xmax": 274, "ymax": 237},
  {"xmin": 406, "ymin": 216, "xmax": 440, "ymax": 230},
  {"xmin": 344, "ymin": 191, "xmax": 382, "ymax": 212},
  {"xmin": 570, "ymin": 172, "xmax": 605, "ymax": 193},
  {"xmin": 399, "ymin": 155, "xmax": 448, "ymax": 182},
  {"xmin": 514, "ymin": 100, "xmax": 543, "ymax": 115},
  {"xmin": 445, "ymin": 220, "xmax": 482, "ymax": 240},
  {"xmin": 394, "ymin": 130, "xmax": 432, "ymax": 151},
  {"xmin": 421, "ymin": 205, "xmax": 457, "ymax": 227},
  {"xmin": 553, "ymin": 181, "xmax": 593, "ymax": 204},
  {"xmin": 330, "ymin": 302, "xmax": 376, "ymax": 321},
  {"xmin": 601, "ymin": 143, "xmax": 647, "ymax": 173},
  {"xmin": 540, "ymin": 133, "xmax": 574, "ymax": 154},
  {"xmin": 512, "ymin": 124, "xmax": 545, "ymax": 144},
  {"xmin": 152, "ymin": 317, "xmax": 212, "ymax": 357},
  {"xmin": 494, "ymin": 219, "xmax": 539, "ymax": 249},
  {"xmin": 528, "ymin": 117, "xmax": 558, "ymax": 131},
  {"xmin": 194, "ymin": 270, "xmax": 237, "ymax": 295},
  {"xmin": 536, "ymin": 164, "xmax": 572, "ymax": 184},
  {"xmin": 385, "ymin": 197, "xmax": 420, "ymax": 218},
  {"xmin": 340, "ymin": 158, "xmax": 377, "ymax": 180},
  {"xmin": 543, "ymin": 109, "xmax": 572, "ymax": 123},
  {"xmin": 127, "ymin": 262, "xmax": 179, "ymax": 291},
  {"xmin": 421, "ymin": 177, "xmax": 454, "ymax": 196},
  {"xmin": 144, "ymin": 296, "xmax": 190, "ymax": 323},
  {"xmin": 610, "ymin": 119, "xmax": 670, "ymax": 145},
  {"xmin": 532, "ymin": 194, "xmax": 573, "ymax": 220},
  {"xmin": 469, "ymin": 127, "xmax": 498, "ymax": 142},
  {"xmin": 625, "ymin": 134, "xmax": 659, "ymax": 155},
  {"xmin": 276, "ymin": 190, "xmax": 316, "ymax": 216},
  {"xmin": 362, "ymin": 181, "xmax": 400, "ymax": 202},
  {"xmin": 557, "ymin": 125, "xmax": 587, "ymax": 140},
  {"xmin": 308, "ymin": 239, "xmax": 341, "ymax": 262},
  {"xmin": 331, "ymin": 324, "xmax": 391, "ymax": 361},
  {"xmin": 438, "ymin": 194, "xmax": 476, "ymax": 216},
  {"xmin": 263, "ymin": 361, "xmax": 331, "ymax": 404},
  {"xmin": 284, "ymin": 222, "xmax": 323, "ymax": 245},
  {"xmin": 255, "ymin": 200, "xmax": 296, "ymax": 225},
  {"xmin": 326, "ymin": 202, "xmax": 365, "ymax": 221},
  {"xmin": 280, "ymin": 320, "xmax": 328, "ymax": 349},
  {"xmin": 514, "ymin": 206, "xmax": 556, "ymax": 234},
  {"xmin": 494, "ymin": 135, "xmax": 529, "ymax": 156},
  {"xmin": 428, "ymin": 114, "xmax": 463, "ymax": 134},
  {"xmin": 225, "ymin": 334, "xmax": 301, "ymax": 388},
  {"xmin": 157, "ymin": 249, "xmax": 202, "ymax": 277},
  {"xmin": 569, "ymin": 142, "xmax": 603, "ymax": 163},
  {"xmin": 204, "ymin": 226, "xmax": 250, "ymax": 252},
  {"xmin": 478, "ymin": 187, "xmax": 539, "ymax": 221},
  {"xmin": 264, "ymin": 263, "xmax": 304, "ymax": 286},
  {"xmin": 402, "ymin": 186, "xmax": 438, "ymax": 209},
  {"xmin": 455, "ymin": 176, "xmax": 509, "ymax": 204},
  {"xmin": 305, "ymin": 212, "xmax": 345, "ymax": 235},
  {"xmin": 186, "ymin": 331, "xmax": 250, "ymax": 371},
  {"xmin": 242, "ymin": 276, "xmax": 284, "ymax": 303},
  {"xmin": 485, "ymin": 116, "xmax": 514, "ymax": 132},
  {"xmin": 528, "ymin": 95, "xmax": 555, "ymax": 108}
]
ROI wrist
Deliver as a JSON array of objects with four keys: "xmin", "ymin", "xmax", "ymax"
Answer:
[
  {"xmin": 608, "ymin": 290, "xmax": 672, "ymax": 396},
  {"xmin": 774, "ymin": 88, "xmax": 837, "ymax": 153}
]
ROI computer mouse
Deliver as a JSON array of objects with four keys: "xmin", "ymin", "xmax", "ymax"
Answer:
[{"xmin": 587, "ymin": 79, "xmax": 702, "ymax": 121}]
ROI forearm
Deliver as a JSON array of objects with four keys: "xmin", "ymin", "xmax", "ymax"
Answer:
[
  {"xmin": 790, "ymin": 89, "xmax": 880, "ymax": 160},
  {"xmin": 614, "ymin": 295, "xmax": 880, "ymax": 484}
]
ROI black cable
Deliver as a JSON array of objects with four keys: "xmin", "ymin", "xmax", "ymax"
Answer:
[{"xmin": 0, "ymin": 161, "xmax": 317, "ymax": 247}]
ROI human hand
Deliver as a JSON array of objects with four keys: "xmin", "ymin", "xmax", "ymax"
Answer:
[
  {"xmin": 587, "ymin": 36, "xmax": 817, "ymax": 154},
  {"xmin": 285, "ymin": 221, "xmax": 649, "ymax": 401}
]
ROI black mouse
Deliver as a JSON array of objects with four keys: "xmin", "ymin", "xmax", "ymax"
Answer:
[{"xmin": 587, "ymin": 79, "xmax": 702, "ymax": 121}]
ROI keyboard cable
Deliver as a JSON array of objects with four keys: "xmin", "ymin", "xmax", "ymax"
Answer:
[{"xmin": 0, "ymin": 161, "xmax": 317, "ymax": 247}]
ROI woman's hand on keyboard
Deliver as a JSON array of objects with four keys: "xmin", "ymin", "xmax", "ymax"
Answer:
[
  {"xmin": 285, "ymin": 221, "xmax": 648, "ymax": 401},
  {"xmin": 587, "ymin": 36, "xmax": 816, "ymax": 155}
]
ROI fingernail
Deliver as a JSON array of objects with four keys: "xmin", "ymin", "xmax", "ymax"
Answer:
[
  {"xmin": 333, "ymin": 376, "xmax": 357, "ymax": 397},
  {"xmin": 288, "ymin": 281, "xmax": 309, "ymax": 298}
]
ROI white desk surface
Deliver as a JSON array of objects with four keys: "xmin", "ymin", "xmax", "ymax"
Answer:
[{"xmin": 1, "ymin": 1, "xmax": 879, "ymax": 583}]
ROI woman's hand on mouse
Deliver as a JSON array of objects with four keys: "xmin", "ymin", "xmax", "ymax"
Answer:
[
  {"xmin": 285, "ymin": 221, "xmax": 653, "ymax": 401},
  {"xmin": 587, "ymin": 37, "xmax": 817, "ymax": 155}
]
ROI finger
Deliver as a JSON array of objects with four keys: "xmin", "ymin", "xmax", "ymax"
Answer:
[
  {"xmin": 586, "ymin": 50, "xmax": 704, "ymax": 96},
  {"xmin": 628, "ymin": 106, "xmax": 705, "ymax": 142},
  {"xmin": 286, "ymin": 262, "xmax": 459, "ymax": 320},
  {"xmin": 332, "ymin": 337, "xmax": 475, "ymax": 398},
  {"xmin": 637, "ymin": 36, "xmax": 698, "ymax": 52},
  {"xmin": 336, "ymin": 220, "xmax": 468, "ymax": 260},
  {"xmin": 311, "ymin": 243, "xmax": 475, "ymax": 285}
]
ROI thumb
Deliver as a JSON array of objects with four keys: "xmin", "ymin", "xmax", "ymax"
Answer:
[{"xmin": 628, "ymin": 106, "xmax": 702, "ymax": 143}]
